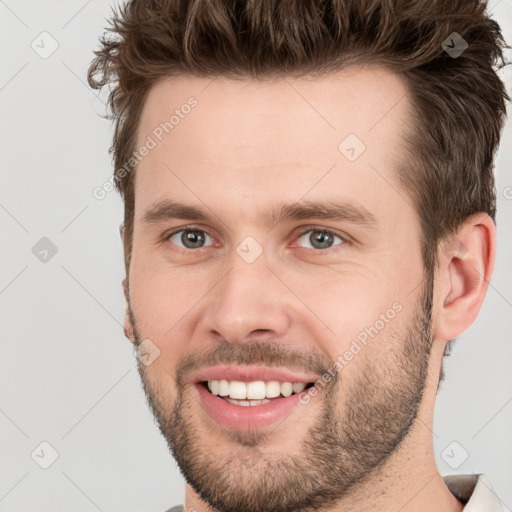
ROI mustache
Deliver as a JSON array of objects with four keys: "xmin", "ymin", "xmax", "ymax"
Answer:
[{"xmin": 175, "ymin": 340, "xmax": 334, "ymax": 387}]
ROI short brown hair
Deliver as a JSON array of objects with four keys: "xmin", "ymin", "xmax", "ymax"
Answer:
[{"xmin": 88, "ymin": 0, "xmax": 508, "ymax": 283}]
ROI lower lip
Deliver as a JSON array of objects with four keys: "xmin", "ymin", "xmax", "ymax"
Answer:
[{"xmin": 195, "ymin": 383, "xmax": 305, "ymax": 430}]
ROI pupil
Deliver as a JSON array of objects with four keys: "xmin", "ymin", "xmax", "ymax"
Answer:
[
  {"xmin": 311, "ymin": 231, "xmax": 333, "ymax": 249},
  {"xmin": 183, "ymin": 230, "xmax": 205, "ymax": 248}
]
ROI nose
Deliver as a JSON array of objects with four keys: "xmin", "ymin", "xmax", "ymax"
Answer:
[{"xmin": 202, "ymin": 253, "xmax": 292, "ymax": 345}]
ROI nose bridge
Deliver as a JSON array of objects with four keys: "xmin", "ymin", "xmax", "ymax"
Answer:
[{"xmin": 204, "ymin": 245, "xmax": 291, "ymax": 344}]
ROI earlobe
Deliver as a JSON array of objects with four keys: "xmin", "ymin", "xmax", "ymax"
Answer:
[
  {"xmin": 433, "ymin": 213, "xmax": 496, "ymax": 341},
  {"xmin": 124, "ymin": 312, "xmax": 136, "ymax": 343},
  {"xmin": 122, "ymin": 276, "xmax": 129, "ymax": 301}
]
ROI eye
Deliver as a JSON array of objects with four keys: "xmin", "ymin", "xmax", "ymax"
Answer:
[
  {"xmin": 167, "ymin": 228, "xmax": 215, "ymax": 250},
  {"xmin": 295, "ymin": 228, "xmax": 345, "ymax": 250}
]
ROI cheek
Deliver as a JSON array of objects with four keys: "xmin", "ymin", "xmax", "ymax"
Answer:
[
  {"xmin": 129, "ymin": 261, "xmax": 206, "ymax": 350},
  {"xmin": 138, "ymin": 357, "xmax": 180, "ymax": 411},
  {"xmin": 132, "ymin": 293, "xmax": 187, "ymax": 397},
  {"xmin": 295, "ymin": 263, "xmax": 397, "ymax": 321},
  {"xmin": 294, "ymin": 265, "xmax": 409, "ymax": 367}
]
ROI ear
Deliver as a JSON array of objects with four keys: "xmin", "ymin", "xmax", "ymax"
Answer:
[
  {"xmin": 120, "ymin": 223, "xmax": 130, "ymax": 276},
  {"xmin": 120, "ymin": 224, "xmax": 137, "ymax": 344},
  {"xmin": 122, "ymin": 276, "xmax": 136, "ymax": 344},
  {"xmin": 433, "ymin": 213, "xmax": 496, "ymax": 341}
]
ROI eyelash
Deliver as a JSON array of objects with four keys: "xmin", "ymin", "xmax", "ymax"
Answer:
[{"xmin": 163, "ymin": 225, "xmax": 349, "ymax": 253}]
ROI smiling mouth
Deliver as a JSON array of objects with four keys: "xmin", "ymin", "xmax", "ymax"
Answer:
[{"xmin": 202, "ymin": 379, "xmax": 315, "ymax": 406}]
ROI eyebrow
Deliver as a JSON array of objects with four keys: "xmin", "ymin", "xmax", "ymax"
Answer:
[{"xmin": 141, "ymin": 199, "xmax": 378, "ymax": 230}]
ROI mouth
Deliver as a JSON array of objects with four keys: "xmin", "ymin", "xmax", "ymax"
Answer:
[
  {"xmin": 201, "ymin": 379, "xmax": 315, "ymax": 406},
  {"xmin": 192, "ymin": 371, "xmax": 318, "ymax": 430}
]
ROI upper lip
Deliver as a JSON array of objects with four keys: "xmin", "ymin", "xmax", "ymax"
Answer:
[{"xmin": 190, "ymin": 365, "xmax": 319, "ymax": 384}]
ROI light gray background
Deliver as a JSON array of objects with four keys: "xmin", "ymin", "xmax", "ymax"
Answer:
[{"xmin": 1, "ymin": 1, "xmax": 511, "ymax": 511}]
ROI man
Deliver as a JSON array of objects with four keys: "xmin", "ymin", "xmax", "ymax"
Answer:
[{"xmin": 88, "ymin": 0, "xmax": 509, "ymax": 511}]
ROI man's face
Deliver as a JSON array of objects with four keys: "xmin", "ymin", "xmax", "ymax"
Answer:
[{"xmin": 126, "ymin": 68, "xmax": 434, "ymax": 512}]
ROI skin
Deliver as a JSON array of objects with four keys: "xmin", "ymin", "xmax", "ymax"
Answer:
[{"xmin": 122, "ymin": 67, "xmax": 495, "ymax": 512}]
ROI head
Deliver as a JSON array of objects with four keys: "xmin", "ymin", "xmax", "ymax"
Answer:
[{"xmin": 89, "ymin": 1, "xmax": 508, "ymax": 511}]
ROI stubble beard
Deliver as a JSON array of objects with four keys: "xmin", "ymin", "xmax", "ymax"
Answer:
[{"xmin": 132, "ymin": 278, "xmax": 433, "ymax": 512}]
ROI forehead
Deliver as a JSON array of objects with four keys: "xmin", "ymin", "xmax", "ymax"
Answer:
[{"xmin": 134, "ymin": 67, "xmax": 412, "ymax": 222}]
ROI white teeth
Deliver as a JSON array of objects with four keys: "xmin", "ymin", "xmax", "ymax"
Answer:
[
  {"xmin": 246, "ymin": 381, "xmax": 266, "ymax": 400},
  {"xmin": 218, "ymin": 379, "xmax": 230, "ymax": 396},
  {"xmin": 281, "ymin": 382, "xmax": 293, "ymax": 397},
  {"xmin": 227, "ymin": 398, "xmax": 249, "ymax": 406},
  {"xmin": 249, "ymin": 399, "xmax": 270, "ymax": 406},
  {"xmin": 225, "ymin": 398, "xmax": 271, "ymax": 406},
  {"xmin": 206, "ymin": 379, "xmax": 309, "ymax": 400},
  {"xmin": 265, "ymin": 381, "xmax": 281, "ymax": 398},
  {"xmin": 229, "ymin": 380, "xmax": 246, "ymax": 399}
]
